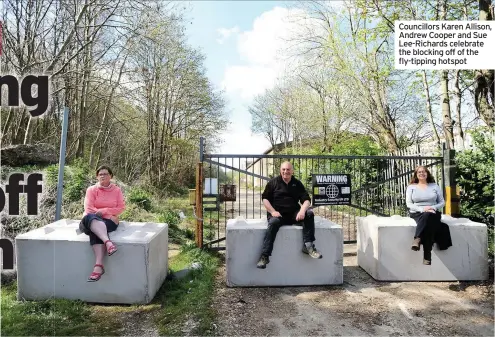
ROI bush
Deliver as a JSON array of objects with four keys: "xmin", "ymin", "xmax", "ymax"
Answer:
[
  {"xmin": 64, "ymin": 162, "xmax": 91, "ymax": 202},
  {"xmin": 456, "ymin": 130, "xmax": 494, "ymax": 227},
  {"xmin": 158, "ymin": 210, "xmax": 194, "ymax": 244},
  {"xmin": 43, "ymin": 161, "xmax": 91, "ymax": 202},
  {"xmin": 44, "ymin": 164, "xmax": 59, "ymax": 188},
  {"xmin": 455, "ymin": 130, "xmax": 494, "ymax": 258},
  {"xmin": 119, "ymin": 203, "xmax": 156, "ymax": 222},
  {"xmin": 127, "ymin": 187, "xmax": 152, "ymax": 211},
  {"xmin": 158, "ymin": 210, "xmax": 181, "ymax": 227}
]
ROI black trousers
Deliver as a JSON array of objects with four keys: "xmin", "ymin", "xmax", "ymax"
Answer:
[
  {"xmin": 261, "ymin": 209, "xmax": 316, "ymax": 257},
  {"xmin": 79, "ymin": 213, "xmax": 118, "ymax": 245},
  {"xmin": 410, "ymin": 211, "xmax": 441, "ymax": 260}
]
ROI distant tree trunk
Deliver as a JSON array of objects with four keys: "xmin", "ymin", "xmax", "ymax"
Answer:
[
  {"xmin": 1, "ymin": 107, "xmax": 14, "ymax": 145},
  {"xmin": 23, "ymin": 117, "xmax": 36, "ymax": 145},
  {"xmin": 440, "ymin": 0, "xmax": 455, "ymax": 149},
  {"xmin": 422, "ymin": 70, "xmax": 441, "ymax": 149},
  {"xmin": 474, "ymin": 0, "xmax": 494, "ymax": 128},
  {"xmin": 441, "ymin": 70, "xmax": 455, "ymax": 149},
  {"xmin": 453, "ymin": 69, "xmax": 465, "ymax": 148}
]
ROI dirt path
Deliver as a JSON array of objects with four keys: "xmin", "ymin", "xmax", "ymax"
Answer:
[
  {"xmin": 117, "ymin": 244, "xmax": 182, "ymax": 337},
  {"xmin": 212, "ymin": 249, "xmax": 494, "ymax": 336}
]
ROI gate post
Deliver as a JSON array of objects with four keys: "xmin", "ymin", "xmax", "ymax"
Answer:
[
  {"xmin": 195, "ymin": 137, "xmax": 204, "ymax": 248},
  {"xmin": 195, "ymin": 162, "xmax": 204, "ymax": 248},
  {"xmin": 443, "ymin": 148, "xmax": 460, "ymax": 217}
]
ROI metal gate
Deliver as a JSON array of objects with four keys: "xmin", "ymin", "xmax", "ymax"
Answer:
[{"xmin": 197, "ymin": 139, "xmax": 445, "ymax": 250}]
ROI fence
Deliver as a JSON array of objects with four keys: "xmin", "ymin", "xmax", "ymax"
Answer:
[{"xmin": 195, "ymin": 139, "xmax": 446, "ymax": 250}]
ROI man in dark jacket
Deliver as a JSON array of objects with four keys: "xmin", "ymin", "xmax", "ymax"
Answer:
[{"xmin": 257, "ymin": 161, "xmax": 322, "ymax": 269}]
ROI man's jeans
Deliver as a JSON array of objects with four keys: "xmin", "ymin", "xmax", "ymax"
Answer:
[{"xmin": 261, "ymin": 209, "xmax": 316, "ymax": 257}]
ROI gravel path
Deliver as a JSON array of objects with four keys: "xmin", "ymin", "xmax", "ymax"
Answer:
[{"xmin": 212, "ymin": 249, "xmax": 494, "ymax": 336}]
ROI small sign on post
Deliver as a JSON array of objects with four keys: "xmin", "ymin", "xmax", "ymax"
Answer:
[{"xmin": 312, "ymin": 174, "xmax": 351, "ymax": 206}]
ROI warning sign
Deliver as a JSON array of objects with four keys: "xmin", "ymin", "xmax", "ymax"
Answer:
[{"xmin": 312, "ymin": 174, "xmax": 351, "ymax": 206}]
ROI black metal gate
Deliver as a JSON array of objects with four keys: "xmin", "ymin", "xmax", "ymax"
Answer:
[{"xmin": 199, "ymin": 141, "xmax": 444, "ymax": 250}]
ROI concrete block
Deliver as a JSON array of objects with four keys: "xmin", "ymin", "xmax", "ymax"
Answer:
[
  {"xmin": 15, "ymin": 219, "xmax": 168, "ymax": 304},
  {"xmin": 357, "ymin": 215, "xmax": 488, "ymax": 281},
  {"xmin": 226, "ymin": 216, "xmax": 343, "ymax": 286}
]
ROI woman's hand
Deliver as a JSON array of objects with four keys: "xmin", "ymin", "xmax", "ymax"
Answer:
[
  {"xmin": 109, "ymin": 215, "xmax": 119, "ymax": 224},
  {"xmin": 423, "ymin": 206, "xmax": 435, "ymax": 213},
  {"xmin": 95, "ymin": 211, "xmax": 103, "ymax": 218}
]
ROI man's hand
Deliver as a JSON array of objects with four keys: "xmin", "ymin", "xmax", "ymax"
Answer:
[
  {"xmin": 109, "ymin": 215, "xmax": 119, "ymax": 224},
  {"xmin": 296, "ymin": 210, "xmax": 305, "ymax": 221},
  {"xmin": 271, "ymin": 211, "xmax": 282, "ymax": 218},
  {"xmin": 95, "ymin": 211, "xmax": 103, "ymax": 218}
]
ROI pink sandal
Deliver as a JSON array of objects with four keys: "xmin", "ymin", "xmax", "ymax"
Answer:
[
  {"xmin": 87, "ymin": 264, "xmax": 105, "ymax": 282},
  {"xmin": 104, "ymin": 240, "xmax": 118, "ymax": 256}
]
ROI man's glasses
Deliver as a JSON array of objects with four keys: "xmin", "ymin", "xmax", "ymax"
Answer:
[{"xmin": 98, "ymin": 173, "xmax": 110, "ymax": 176}]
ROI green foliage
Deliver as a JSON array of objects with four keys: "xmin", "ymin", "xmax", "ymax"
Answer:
[
  {"xmin": 44, "ymin": 164, "xmax": 59, "ymax": 189},
  {"xmin": 160, "ymin": 197, "xmax": 192, "ymax": 214},
  {"xmin": 127, "ymin": 187, "xmax": 152, "ymax": 211},
  {"xmin": 44, "ymin": 160, "xmax": 91, "ymax": 202},
  {"xmin": 158, "ymin": 210, "xmax": 194, "ymax": 244},
  {"xmin": 456, "ymin": 129, "xmax": 494, "ymax": 261},
  {"xmin": 455, "ymin": 130, "xmax": 494, "ymax": 260},
  {"xmin": 119, "ymin": 203, "xmax": 157, "ymax": 222},
  {"xmin": 158, "ymin": 209, "xmax": 180, "ymax": 227},
  {"xmin": 455, "ymin": 130, "xmax": 494, "ymax": 228},
  {"xmin": 329, "ymin": 135, "xmax": 382, "ymax": 156},
  {"xmin": 64, "ymin": 160, "xmax": 91, "ymax": 202}
]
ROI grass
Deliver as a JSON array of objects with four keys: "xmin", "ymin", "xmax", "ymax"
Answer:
[
  {"xmin": 0, "ymin": 244, "xmax": 220, "ymax": 336},
  {"xmin": 154, "ymin": 244, "xmax": 220, "ymax": 336},
  {"xmin": 0, "ymin": 283, "xmax": 122, "ymax": 336}
]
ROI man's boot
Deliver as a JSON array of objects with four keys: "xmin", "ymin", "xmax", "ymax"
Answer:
[
  {"xmin": 256, "ymin": 255, "xmax": 269, "ymax": 269},
  {"xmin": 302, "ymin": 243, "xmax": 323, "ymax": 259},
  {"xmin": 411, "ymin": 237, "xmax": 421, "ymax": 251}
]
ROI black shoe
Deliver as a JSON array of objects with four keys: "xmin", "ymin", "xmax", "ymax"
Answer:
[
  {"xmin": 257, "ymin": 255, "xmax": 269, "ymax": 269},
  {"xmin": 423, "ymin": 250, "xmax": 432, "ymax": 265},
  {"xmin": 302, "ymin": 244, "xmax": 323, "ymax": 259}
]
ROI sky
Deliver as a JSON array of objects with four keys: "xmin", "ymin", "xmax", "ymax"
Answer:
[{"xmin": 184, "ymin": 1, "xmax": 299, "ymax": 155}]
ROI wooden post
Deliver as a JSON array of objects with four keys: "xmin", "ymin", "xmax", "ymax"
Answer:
[
  {"xmin": 195, "ymin": 162, "xmax": 203, "ymax": 248},
  {"xmin": 443, "ymin": 148, "xmax": 460, "ymax": 217}
]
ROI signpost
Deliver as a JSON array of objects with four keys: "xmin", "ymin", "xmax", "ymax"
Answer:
[{"xmin": 312, "ymin": 174, "xmax": 351, "ymax": 206}]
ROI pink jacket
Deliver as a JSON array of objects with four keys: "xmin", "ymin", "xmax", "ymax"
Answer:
[{"xmin": 83, "ymin": 183, "xmax": 125, "ymax": 220}]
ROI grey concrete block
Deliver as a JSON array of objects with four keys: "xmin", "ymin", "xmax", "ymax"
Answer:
[
  {"xmin": 226, "ymin": 216, "xmax": 343, "ymax": 287},
  {"xmin": 15, "ymin": 219, "xmax": 168, "ymax": 304},
  {"xmin": 357, "ymin": 215, "xmax": 488, "ymax": 281}
]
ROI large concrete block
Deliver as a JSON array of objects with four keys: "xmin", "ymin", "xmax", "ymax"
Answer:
[
  {"xmin": 226, "ymin": 216, "xmax": 343, "ymax": 286},
  {"xmin": 15, "ymin": 219, "xmax": 168, "ymax": 304},
  {"xmin": 357, "ymin": 215, "xmax": 488, "ymax": 281}
]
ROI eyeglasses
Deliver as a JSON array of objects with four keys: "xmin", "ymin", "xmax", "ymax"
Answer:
[{"xmin": 98, "ymin": 173, "xmax": 110, "ymax": 176}]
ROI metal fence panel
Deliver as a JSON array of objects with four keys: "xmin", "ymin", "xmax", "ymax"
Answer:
[{"xmin": 200, "ymin": 153, "xmax": 444, "ymax": 250}]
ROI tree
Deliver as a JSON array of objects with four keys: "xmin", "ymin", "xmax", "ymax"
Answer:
[
  {"xmin": 474, "ymin": 0, "xmax": 494, "ymax": 128},
  {"xmin": 1, "ymin": 0, "xmax": 228, "ymax": 195}
]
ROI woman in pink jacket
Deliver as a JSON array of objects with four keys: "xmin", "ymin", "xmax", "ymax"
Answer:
[{"xmin": 79, "ymin": 165, "xmax": 125, "ymax": 282}]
